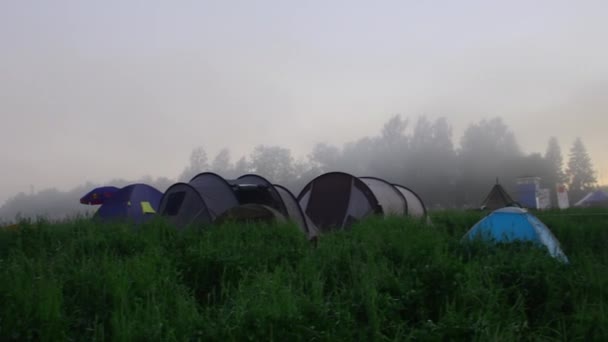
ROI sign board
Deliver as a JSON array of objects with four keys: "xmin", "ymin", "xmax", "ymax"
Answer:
[
  {"xmin": 556, "ymin": 184, "xmax": 570, "ymax": 209},
  {"xmin": 536, "ymin": 188, "xmax": 551, "ymax": 210}
]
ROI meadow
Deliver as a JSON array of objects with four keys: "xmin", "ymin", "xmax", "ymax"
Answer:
[{"xmin": 0, "ymin": 208, "xmax": 607, "ymax": 341}]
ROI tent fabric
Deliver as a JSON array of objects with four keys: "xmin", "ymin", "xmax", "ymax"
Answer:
[
  {"xmin": 273, "ymin": 184, "xmax": 319, "ymax": 239},
  {"xmin": 159, "ymin": 172, "xmax": 239, "ymax": 230},
  {"xmin": 80, "ymin": 186, "xmax": 120, "ymax": 205},
  {"xmin": 298, "ymin": 172, "xmax": 381, "ymax": 232},
  {"xmin": 392, "ymin": 184, "xmax": 427, "ymax": 218},
  {"xmin": 160, "ymin": 172, "xmax": 317, "ymax": 237},
  {"xmin": 94, "ymin": 184, "xmax": 163, "ymax": 224},
  {"xmin": 214, "ymin": 204, "xmax": 287, "ymax": 226},
  {"xmin": 574, "ymin": 190, "xmax": 608, "ymax": 207},
  {"xmin": 463, "ymin": 207, "xmax": 568, "ymax": 262},
  {"xmin": 158, "ymin": 183, "xmax": 213, "ymax": 229},
  {"xmin": 480, "ymin": 183, "xmax": 519, "ymax": 210},
  {"xmin": 360, "ymin": 177, "xmax": 407, "ymax": 215},
  {"xmin": 298, "ymin": 172, "xmax": 428, "ymax": 232},
  {"xmin": 229, "ymin": 174, "xmax": 288, "ymax": 216},
  {"xmin": 190, "ymin": 172, "xmax": 240, "ymax": 218},
  {"xmin": 229, "ymin": 174, "xmax": 316, "ymax": 238}
]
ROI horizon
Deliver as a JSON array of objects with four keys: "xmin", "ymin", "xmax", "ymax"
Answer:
[{"xmin": 2, "ymin": 1, "xmax": 607, "ymax": 204}]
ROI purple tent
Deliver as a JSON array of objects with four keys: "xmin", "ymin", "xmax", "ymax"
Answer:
[
  {"xmin": 80, "ymin": 186, "xmax": 120, "ymax": 205},
  {"xmin": 574, "ymin": 190, "xmax": 608, "ymax": 207}
]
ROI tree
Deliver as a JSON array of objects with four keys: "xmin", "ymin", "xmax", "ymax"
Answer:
[
  {"xmin": 179, "ymin": 146, "xmax": 209, "ymax": 181},
  {"xmin": 210, "ymin": 148, "xmax": 233, "ymax": 177},
  {"xmin": 457, "ymin": 117, "xmax": 521, "ymax": 206},
  {"xmin": 248, "ymin": 145, "xmax": 295, "ymax": 185},
  {"xmin": 380, "ymin": 114, "xmax": 408, "ymax": 148},
  {"xmin": 545, "ymin": 137, "xmax": 566, "ymax": 185},
  {"xmin": 340, "ymin": 137, "xmax": 376, "ymax": 176},
  {"xmin": 405, "ymin": 116, "xmax": 456, "ymax": 207},
  {"xmin": 309, "ymin": 142, "xmax": 341, "ymax": 173},
  {"xmin": 460, "ymin": 117, "xmax": 521, "ymax": 159},
  {"xmin": 566, "ymin": 137, "xmax": 596, "ymax": 198},
  {"xmin": 233, "ymin": 156, "xmax": 250, "ymax": 176}
]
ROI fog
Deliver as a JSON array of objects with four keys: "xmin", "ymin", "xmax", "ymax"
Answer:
[{"xmin": 1, "ymin": 1, "xmax": 607, "ymax": 218}]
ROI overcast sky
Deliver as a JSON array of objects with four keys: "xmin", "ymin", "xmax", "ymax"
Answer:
[{"xmin": 1, "ymin": 0, "xmax": 607, "ymax": 204}]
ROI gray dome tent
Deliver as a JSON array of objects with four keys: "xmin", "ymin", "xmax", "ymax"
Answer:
[
  {"xmin": 158, "ymin": 172, "xmax": 239, "ymax": 229},
  {"xmin": 215, "ymin": 204, "xmax": 287, "ymax": 226},
  {"xmin": 228, "ymin": 174, "xmax": 318, "ymax": 239},
  {"xmin": 359, "ymin": 177, "xmax": 407, "ymax": 215},
  {"xmin": 159, "ymin": 172, "xmax": 317, "ymax": 238},
  {"xmin": 297, "ymin": 172, "xmax": 428, "ymax": 233},
  {"xmin": 297, "ymin": 172, "xmax": 381, "ymax": 232},
  {"xmin": 392, "ymin": 183, "xmax": 427, "ymax": 218}
]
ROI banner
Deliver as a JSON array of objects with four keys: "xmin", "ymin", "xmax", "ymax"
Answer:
[
  {"xmin": 536, "ymin": 188, "xmax": 551, "ymax": 210},
  {"xmin": 556, "ymin": 184, "xmax": 570, "ymax": 209}
]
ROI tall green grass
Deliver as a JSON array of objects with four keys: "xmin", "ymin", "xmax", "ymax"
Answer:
[{"xmin": 0, "ymin": 209, "xmax": 607, "ymax": 341}]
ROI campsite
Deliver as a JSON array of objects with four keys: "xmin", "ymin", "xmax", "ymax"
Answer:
[
  {"xmin": 3, "ymin": 1, "xmax": 608, "ymax": 340},
  {"xmin": 1, "ymin": 173, "xmax": 607, "ymax": 340}
]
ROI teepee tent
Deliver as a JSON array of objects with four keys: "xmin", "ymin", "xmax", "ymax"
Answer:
[{"xmin": 480, "ymin": 181, "xmax": 519, "ymax": 210}]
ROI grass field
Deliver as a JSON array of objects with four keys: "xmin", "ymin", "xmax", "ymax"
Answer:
[{"xmin": 1, "ymin": 209, "xmax": 607, "ymax": 341}]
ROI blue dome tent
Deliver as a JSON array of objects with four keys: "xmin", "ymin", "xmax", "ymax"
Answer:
[
  {"xmin": 92, "ymin": 183, "xmax": 163, "ymax": 224},
  {"xmin": 463, "ymin": 207, "xmax": 568, "ymax": 262}
]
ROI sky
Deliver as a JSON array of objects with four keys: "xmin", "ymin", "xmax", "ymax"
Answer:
[{"xmin": 1, "ymin": 0, "xmax": 607, "ymax": 205}]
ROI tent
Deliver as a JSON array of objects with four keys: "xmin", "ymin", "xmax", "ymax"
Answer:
[
  {"xmin": 297, "ymin": 172, "xmax": 428, "ymax": 232},
  {"xmin": 463, "ymin": 207, "xmax": 568, "ymax": 262},
  {"xmin": 229, "ymin": 174, "xmax": 318, "ymax": 239},
  {"xmin": 480, "ymin": 182, "xmax": 519, "ymax": 211},
  {"xmin": 158, "ymin": 172, "xmax": 239, "ymax": 229},
  {"xmin": 80, "ymin": 186, "xmax": 120, "ymax": 205},
  {"xmin": 298, "ymin": 172, "xmax": 381, "ymax": 232},
  {"xmin": 359, "ymin": 177, "xmax": 407, "ymax": 215},
  {"xmin": 159, "ymin": 173, "xmax": 318, "ymax": 238},
  {"xmin": 215, "ymin": 204, "xmax": 287, "ymax": 226},
  {"xmin": 574, "ymin": 190, "xmax": 608, "ymax": 208},
  {"xmin": 392, "ymin": 183, "xmax": 427, "ymax": 218},
  {"xmin": 93, "ymin": 183, "xmax": 163, "ymax": 224}
]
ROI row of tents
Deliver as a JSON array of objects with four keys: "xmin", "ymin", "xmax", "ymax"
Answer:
[
  {"xmin": 80, "ymin": 173, "xmax": 604, "ymax": 262},
  {"xmin": 80, "ymin": 172, "xmax": 429, "ymax": 238}
]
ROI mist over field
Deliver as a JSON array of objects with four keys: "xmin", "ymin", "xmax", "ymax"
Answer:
[{"xmin": 1, "ymin": 1, "xmax": 607, "ymax": 220}]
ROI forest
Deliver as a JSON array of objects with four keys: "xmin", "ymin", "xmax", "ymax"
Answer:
[{"xmin": 0, "ymin": 115, "xmax": 600, "ymax": 221}]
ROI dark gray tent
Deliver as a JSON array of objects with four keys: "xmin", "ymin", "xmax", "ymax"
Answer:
[
  {"xmin": 480, "ymin": 183, "xmax": 519, "ymax": 211},
  {"xmin": 228, "ymin": 174, "xmax": 318, "ymax": 239},
  {"xmin": 159, "ymin": 173, "xmax": 317, "ymax": 238},
  {"xmin": 298, "ymin": 172, "xmax": 382, "ymax": 232},
  {"xmin": 298, "ymin": 172, "xmax": 429, "ymax": 233},
  {"xmin": 273, "ymin": 184, "xmax": 319, "ymax": 239},
  {"xmin": 215, "ymin": 204, "xmax": 287, "ymax": 226},
  {"xmin": 158, "ymin": 172, "xmax": 239, "ymax": 228}
]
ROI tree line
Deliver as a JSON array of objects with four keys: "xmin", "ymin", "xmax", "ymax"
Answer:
[
  {"xmin": 180, "ymin": 115, "xmax": 598, "ymax": 208},
  {"xmin": 0, "ymin": 115, "xmax": 599, "ymax": 221}
]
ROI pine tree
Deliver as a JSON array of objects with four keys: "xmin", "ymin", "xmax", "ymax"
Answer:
[
  {"xmin": 545, "ymin": 137, "xmax": 566, "ymax": 184},
  {"xmin": 566, "ymin": 138, "xmax": 597, "ymax": 198}
]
